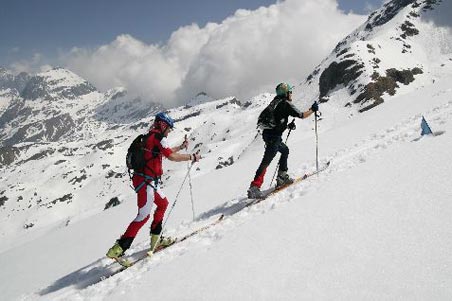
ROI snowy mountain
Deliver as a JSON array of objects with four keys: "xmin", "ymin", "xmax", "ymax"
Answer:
[
  {"xmin": 0, "ymin": 0, "xmax": 451, "ymax": 300},
  {"xmin": 302, "ymin": 0, "xmax": 450, "ymax": 112},
  {"xmin": 0, "ymin": 68, "xmax": 29, "ymax": 114}
]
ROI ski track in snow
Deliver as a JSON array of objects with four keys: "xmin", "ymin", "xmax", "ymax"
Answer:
[{"xmin": 26, "ymin": 99, "xmax": 452, "ymax": 301}]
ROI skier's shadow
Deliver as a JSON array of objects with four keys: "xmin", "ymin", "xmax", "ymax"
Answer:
[
  {"xmin": 196, "ymin": 187, "xmax": 274, "ymax": 221},
  {"xmin": 38, "ymin": 250, "xmax": 148, "ymax": 295}
]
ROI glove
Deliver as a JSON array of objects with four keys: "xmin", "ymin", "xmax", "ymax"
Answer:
[
  {"xmin": 310, "ymin": 101, "xmax": 319, "ymax": 112},
  {"xmin": 191, "ymin": 153, "xmax": 201, "ymax": 163},
  {"xmin": 288, "ymin": 120, "xmax": 296, "ymax": 130}
]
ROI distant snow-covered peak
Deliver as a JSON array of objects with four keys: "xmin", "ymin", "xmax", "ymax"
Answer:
[
  {"xmin": 36, "ymin": 67, "xmax": 89, "ymax": 89},
  {"xmin": 21, "ymin": 67, "xmax": 96, "ymax": 101}
]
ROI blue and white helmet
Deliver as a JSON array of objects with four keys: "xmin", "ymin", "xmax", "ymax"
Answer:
[{"xmin": 154, "ymin": 112, "xmax": 175, "ymax": 129}]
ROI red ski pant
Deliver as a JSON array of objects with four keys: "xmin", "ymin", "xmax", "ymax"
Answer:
[{"xmin": 122, "ymin": 179, "xmax": 169, "ymax": 239}]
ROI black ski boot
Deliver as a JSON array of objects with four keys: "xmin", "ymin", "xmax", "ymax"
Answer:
[
  {"xmin": 247, "ymin": 185, "xmax": 264, "ymax": 199},
  {"xmin": 276, "ymin": 171, "xmax": 294, "ymax": 188}
]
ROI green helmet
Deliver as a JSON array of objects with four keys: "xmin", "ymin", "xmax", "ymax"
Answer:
[{"xmin": 275, "ymin": 83, "xmax": 293, "ymax": 97}]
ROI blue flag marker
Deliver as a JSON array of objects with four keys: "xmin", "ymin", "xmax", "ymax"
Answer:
[{"xmin": 421, "ymin": 116, "xmax": 433, "ymax": 136}]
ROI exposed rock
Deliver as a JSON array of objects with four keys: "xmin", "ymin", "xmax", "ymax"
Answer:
[
  {"xmin": 366, "ymin": 0, "xmax": 417, "ymax": 31},
  {"xmin": 387, "ymin": 67, "xmax": 423, "ymax": 84},
  {"xmin": 1, "ymin": 113, "xmax": 76, "ymax": 146},
  {"xmin": 93, "ymin": 139, "xmax": 114, "ymax": 151},
  {"xmin": 0, "ymin": 146, "xmax": 20, "ymax": 166},
  {"xmin": 22, "ymin": 149, "xmax": 56, "ymax": 164},
  {"xmin": 54, "ymin": 160, "xmax": 66, "ymax": 165},
  {"xmin": 367, "ymin": 44, "xmax": 376, "ymax": 54},
  {"xmin": 174, "ymin": 111, "xmax": 201, "ymax": 122},
  {"xmin": 319, "ymin": 60, "xmax": 365, "ymax": 102},
  {"xmin": 104, "ymin": 197, "xmax": 121, "ymax": 210},
  {"xmin": 336, "ymin": 48, "xmax": 350, "ymax": 57},
  {"xmin": 229, "ymin": 98, "xmax": 241, "ymax": 106},
  {"xmin": 216, "ymin": 156, "xmax": 234, "ymax": 169},
  {"xmin": 53, "ymin": 194, "xmax": 73, "ymax": 204},
  {"xmin": 0, "ymin": 195, "xmax": 7, "ymax": 207},
  {"xmin": 24, "ymin": 223, "xmax": 35, "ymax": 229},
  {"xmin": 400, "ymin": 21, "xmax": 419, "ymax": 39},
  {"xmin": 69, "ymin": 174, "xmax": 87, "ymax": 185},
  {"xmin": 106, "ymin": 170, "xmax": 123, "ymax": 179},
  {"xmin": 356, "ymin": 67, "xmax": 424, "ymax": 112}
]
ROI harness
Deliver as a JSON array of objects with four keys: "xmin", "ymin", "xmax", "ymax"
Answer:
[{"xmin": 132, "ymin": 172, "xmax": 160, "ymax": 193}]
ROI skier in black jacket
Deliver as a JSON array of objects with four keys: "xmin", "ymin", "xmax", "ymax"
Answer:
[{"xmin": 247, "ymin": 82, "xmax": 319, "ymax": 199}]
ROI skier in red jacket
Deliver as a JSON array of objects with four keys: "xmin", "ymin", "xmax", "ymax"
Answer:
[{"xmin": 107, "ymin": 112, "xmax": 201, "ymax": 261}]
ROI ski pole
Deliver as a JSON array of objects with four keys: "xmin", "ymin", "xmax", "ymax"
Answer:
[
  {"xmin": 269, "ymin": 119, "xmax": 294, "ymax": 187},
  {"xmin": 163, "ymin": 160, "xmax": 194, "ymax": 229},
  {"xmin": 150, "ymin": 150, "xmax": 200, "ymax": 254},
  {"xmin": 185, "ymin": 135, "xmax": 196, "ymax": 221},
  {"xmin": 314, "ymin": 111, "xmax": 321, "ymax": 173},
  {"xmin": 160, "ymin": 149, "xmax": 200, "ymax": 238}
]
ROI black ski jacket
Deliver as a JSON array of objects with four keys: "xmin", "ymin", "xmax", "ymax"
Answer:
[{"xmin": 263, "ymin": 97, "xmax": 303, "ymax": 137}]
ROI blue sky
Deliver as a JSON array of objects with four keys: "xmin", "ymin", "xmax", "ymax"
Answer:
[
  {"xmin": 1, "ymin": 0, "xmax": 383, "ymax": 67},
  {"xmin": 0, "ymin": 0, "xmax": 384, "ymax": 106}
]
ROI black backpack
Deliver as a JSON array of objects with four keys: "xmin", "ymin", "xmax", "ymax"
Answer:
[
  {"xmin": 257, "ymin": 97, "xmax": 283, "ymax": 129},
  {"xmin": 126, "ymin": 133, "xmax": 150, "ymax": 171}
]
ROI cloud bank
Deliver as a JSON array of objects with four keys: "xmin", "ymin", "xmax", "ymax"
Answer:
[{"xmin": 62, "ymin": 0, "xmax": 365, "ymax": 107}]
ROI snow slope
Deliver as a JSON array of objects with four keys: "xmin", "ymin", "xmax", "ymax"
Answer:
[{"xmin": 0, "ymin": 59, "xmax": 450, "ymax": 301}]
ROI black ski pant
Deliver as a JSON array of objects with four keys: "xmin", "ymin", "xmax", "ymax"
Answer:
[{"xmin": 251, "ymin": 133, "xmax": 289, "ymax": 187}]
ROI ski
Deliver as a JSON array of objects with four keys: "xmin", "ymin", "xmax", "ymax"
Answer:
[
  {"xmin": 108, "ymin": 214, "xmax": 225, "ymax": 271},
  {"xmin": 245, "ymin": 160, "xmax": 331, "ymax": 207},
  {"xmin": 267, "ymin": 160, "xmax": 331, "ymax": 196}
]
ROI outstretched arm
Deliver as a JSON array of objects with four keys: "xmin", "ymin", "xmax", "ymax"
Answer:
[
  {"xmin": 168, "ymin": 152, "xmax": 201, "ymax": 162},
  {"xmin": 167, "ymin": 152, "xmax": 191, "ymax": 162},
  {"xmin": 287, "ymin": 101, "xmax": 316, "ymax": 119},
  {"xmin": 301, "ymin": 108, "xmax": 315, "ymax": 119},
  {"xmin": 300, "ymin": 102, "xmax": 319, "ymax": 119}
]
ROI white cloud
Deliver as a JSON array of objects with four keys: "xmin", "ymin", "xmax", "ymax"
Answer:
[
  {"xmin": 61, "ymin": 0, "xmax": 365, "ymax": 107},
  {"xmin": 9, "ymin": 53, "xmax": 52, "ymax": 74}
]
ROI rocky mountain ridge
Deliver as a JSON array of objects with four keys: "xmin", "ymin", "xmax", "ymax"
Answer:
[{"xmin": 302, "ymin": 0, "xmax": 448, "ymax": 112}]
